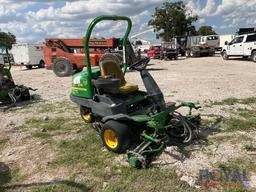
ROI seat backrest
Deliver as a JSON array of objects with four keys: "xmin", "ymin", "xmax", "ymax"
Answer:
[{"xmin": 99, "ymin": 54, "xmax": 126, "ymax": 85}]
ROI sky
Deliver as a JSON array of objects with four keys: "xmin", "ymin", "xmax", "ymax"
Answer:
[{"xmin": 0, "ymin": 0, "xmax": 255, "ymax": 43}]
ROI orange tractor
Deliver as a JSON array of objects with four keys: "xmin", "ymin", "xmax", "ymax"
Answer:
[{"xmin": 44, "ymin": 38, "xmax": 120, "ymax": 77}]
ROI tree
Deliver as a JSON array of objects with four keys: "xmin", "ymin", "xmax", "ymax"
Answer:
[
  {"xmin": 197, "ymin": 26, "xmax": 217, "ymax": 36},
  {"xmin": 0, "ymin": 32, "xmax": 16, "ymax": 52},
  {"xmin": 148, "ymin": 1, "xmax": 198, "ymax": 41}
]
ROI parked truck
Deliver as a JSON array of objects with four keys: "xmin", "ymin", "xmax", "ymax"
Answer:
[
  {"xmin": 173, "ymin": 35, "xmax": 218, "ymax": 57},
  {"xmin": 160, "ymin": 41, "xmax": 178, "ymax": 60},
  {"xmin": 12, "ymin": 44, "xmax": 45, "ymax": 69},
  {"xmin": 221, "ymin": 33, "xmax": 256, "ymax": 62}
]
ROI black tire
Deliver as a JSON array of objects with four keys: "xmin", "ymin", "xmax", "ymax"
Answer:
[
  {"xmin": 251, "ymin": 51, "xmax": 256, "ymax": 63},
  {"xmin": 222, "ymin": 51, "xmax": 229, "ymax": 60},
  {"xmin": 209, "ymin": 52, "xmax": 215, "ymax": 56},
  {"xmin": 190, "ymin": 51, "xmax": 196, "ymax": 57},
  {"xmin": 185, "ymin": 50, "xmax": 191, "ymax": 57},
  {"xmin": 80, "ymin": 106, "xmax": 94, "ymax": 123},
  {"xmin": 20, "ymin": 88, "xmax": 30, "ymax": 101},
  {"xmin": 38, "ymin": 60, "xmax": 45, "ymax": 68},
  {"xmin": 101, "ymin": 120, "xmax": 131, "ymax": 153},
  {"xmin": 53, "ymin": 57, "xmax": 73, "ymax": 77},
  {"xmin": 26, "ymin": 65, "xmax": 32, "ymax": 70}
]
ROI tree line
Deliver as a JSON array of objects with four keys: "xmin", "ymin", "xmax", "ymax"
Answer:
[{"xmin": 148, "ymin": 1, "xmax": 217, "ymax": 41}]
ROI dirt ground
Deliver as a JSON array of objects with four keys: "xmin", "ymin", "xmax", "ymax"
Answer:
[
  {"xmin": 9, "ymin": 56, "xmax": 256, "ymax": 103},
  {"xmin": 1, "ymin": 56, "xmax": 256, "ymax": 191}
]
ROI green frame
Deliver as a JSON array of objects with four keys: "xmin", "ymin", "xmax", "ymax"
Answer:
[{"xmin": 83, "ymin": 15, "xmax": 132, "ymax": 96}]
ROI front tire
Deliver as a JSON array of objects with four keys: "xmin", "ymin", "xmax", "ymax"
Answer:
[
  {"xmin": 251, "ymin": 51, "xmax": 256, "ymax": 63},
  {"xmin": 80, "ymin": 106, "xmax": 94, "ymax": 123},
  {"xmin": 101, "ymin": 120, "xmax": 131, "ymax": 153},
  {"xmin": 53, "ymin": 57, "xmax": 73, "ymax": 77},
  {"xmin": 222, "ymin": 51, "xmax": 229, "ymax": 60}
]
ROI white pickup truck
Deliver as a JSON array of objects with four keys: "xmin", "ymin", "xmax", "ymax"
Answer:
[{"xmin": 221, "ymin": 33, "xmax": 256, "ymax": 62}]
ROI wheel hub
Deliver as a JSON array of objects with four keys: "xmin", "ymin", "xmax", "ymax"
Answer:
[{"xmin": 104, "ymin": 129, "xmax": 118, "ymax": 149}]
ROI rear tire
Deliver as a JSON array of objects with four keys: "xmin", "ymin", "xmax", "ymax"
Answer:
[
  {"xmin": 185, "ymin": 50, "xmax": 191, "ymax": 57},
  {"xmin": 251, "ymin": 51, "xmax": 256, "ymax": 63},
  {"xmin": 222, "ymin": 51, "xmax": 229, "ymax": 60},
  {"xmin": 38, "ymin": 60, "xmax": 45, "ymax": 68},
  {"xmin": 26, "ymin": 65, "xmax": 32, "ymax": 70},
  {"xmin": 53, "ymin": 57, "xmax": 73, "ymax": 77},
  {"xmin": 101, "ymin": 120, "xmax": 131, "ymax": 153}
]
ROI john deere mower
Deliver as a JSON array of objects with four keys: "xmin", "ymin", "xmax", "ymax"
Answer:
[
  {"xmin": 0, "ymin": 49, "xmax": 33, "ymax": 107},
  {"xmin": 70, "ymin": 15, "xmax": 201, "ymax": 168}
]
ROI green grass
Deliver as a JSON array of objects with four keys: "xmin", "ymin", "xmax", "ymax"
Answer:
[
  {"xmin": 13, "ymin": 101, "xmax": 200, "ymax": 192},
  {"xmin": 21, "ymin": 116, "xmax": 84, "ymax": 141},
  {"xmin": 0, "ymin": 138, "xmax": 9, "ymax": 149},
  {"xmin": 217, "ymin": 158, "xmax": 256, "ymax": 172},
  {"xmin": 36, "ymin": 100, "xmax": 77, "ymax": 113},
  {"xmin": 50, "ymin": 127, "xmax": 199, "ymax": 192},
  {"xmin": 222, "ymin": 117, "xmax": 256, "ymax": 132},
  {"xmin": 211, "ymin": 97, "xmax": 256, "ymax": 106},
  {"xmin": 243, "ymin": 143, "xmax": 254, "ymax": 151},
  {"xmin": 218, "ymin": 108, "xmax": 256, "ymax": 132},
  {"xmin": 209, "ymin": 158, "xmax": 256, "ymax": 192}
]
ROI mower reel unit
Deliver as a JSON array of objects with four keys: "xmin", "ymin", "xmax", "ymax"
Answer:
[
  {"xmin": 0, "ymin": 50, "xmax": 34, "ymax": 107},
  {"xmin": 70, "ymin": 15, "xmax": 201, "ymax": 168}
]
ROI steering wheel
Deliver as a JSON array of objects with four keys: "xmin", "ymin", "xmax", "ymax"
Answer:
[{"xmin": 129, "ymin": 57, "xmax": 150, "ymax": 71}]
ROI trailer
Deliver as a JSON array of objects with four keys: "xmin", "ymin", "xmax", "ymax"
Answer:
[{"xmin": 12, "ymin": 44, "xmax": 45, "ymax": 69}]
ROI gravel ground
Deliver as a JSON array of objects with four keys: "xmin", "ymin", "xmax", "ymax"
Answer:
[
  {"xmin": 10, "ymin": 56, "xmax": 256, "ymax": 103},
  {"xmin": 1, "ymin": 56, "xmax": 256, "ymax": 191}
]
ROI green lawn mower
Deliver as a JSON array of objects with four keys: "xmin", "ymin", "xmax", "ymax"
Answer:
[
  {"xmin": 70, "ymin": 15, "xmax": 201, "ymax": 168},
  {"xmin": 0, "ymin": 49, "xmax": 33, "ymax": 107}
]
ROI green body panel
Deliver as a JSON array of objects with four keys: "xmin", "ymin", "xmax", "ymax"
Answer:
[
  {"xmin": 71, "ymin": 67, "xmax": 100, "ymax": 98},
  {"xmin": 125, "ymin": 91, "xmax": 147, "ymax": 105},
  {"xmin": 83, "ymin": 15, "xmax": 132, "ymax": 98}
]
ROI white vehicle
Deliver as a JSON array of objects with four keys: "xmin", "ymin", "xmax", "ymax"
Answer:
[
  {"xmin": 12, "ymin": 44, "xmax": 45, "ymax": 69},
  {"xmin": 0, "ymin": 55, "xmax": 4, "ymax": 64},
  {"xmin": 200, "ymin": 35, "xmax": 220, "ymax": 48},
  {"xmin": 221, "ymin": 33, "xmax": 256, "ymax": 62},
  {"xmin": 132, "ymin": 39, "xmax": 151, "ymax": 53}
]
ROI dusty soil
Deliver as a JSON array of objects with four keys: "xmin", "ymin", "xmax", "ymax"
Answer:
[
  {"xmin": 9, "ymin": 56, "xmax": 256, "ymax": 102},
  {"xmin": 1, "ymin": 56, "xmax": 256, "ymax": 191}
]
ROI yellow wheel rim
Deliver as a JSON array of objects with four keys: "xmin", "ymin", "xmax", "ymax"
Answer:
[
  {"xmin": 82, "ymin": 113, "xmax": 91, "ymax": 121},
  {"xmin": 104, "ymin": 129, "xmax": 118, "ymax": 149}
]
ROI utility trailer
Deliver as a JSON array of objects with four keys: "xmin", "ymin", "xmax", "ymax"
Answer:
[{"xmin": 12, "ymin": 44, "xmax": 45, "ymax": 69}]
